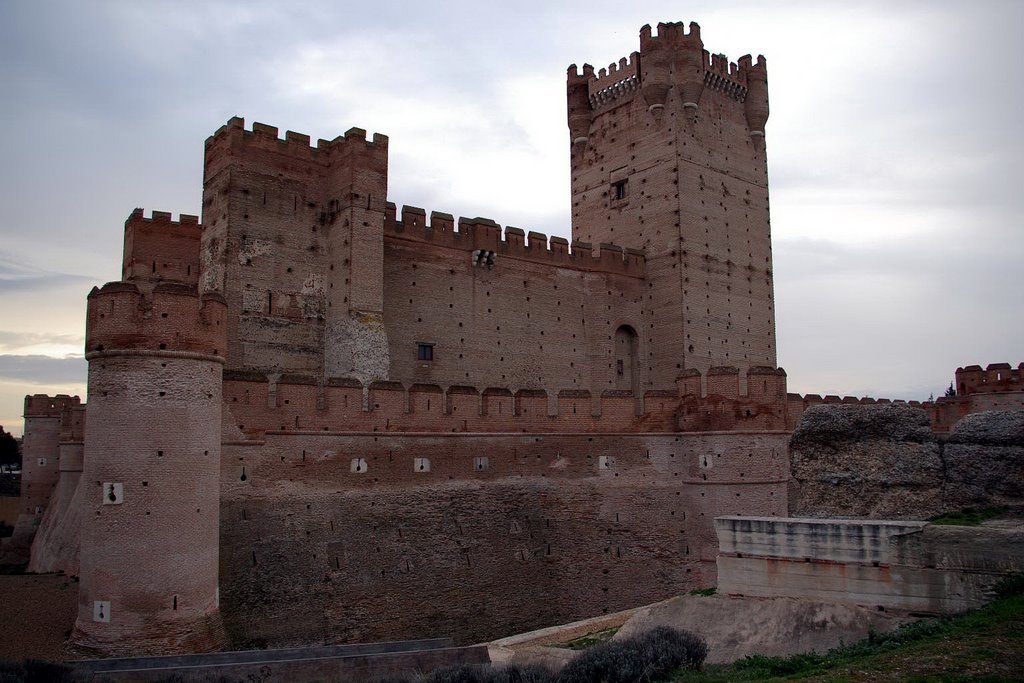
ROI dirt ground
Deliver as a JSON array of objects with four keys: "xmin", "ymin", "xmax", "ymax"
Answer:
[{"xmin": 0, "ymin": 573, "xmax": 78, "ymax": 662}]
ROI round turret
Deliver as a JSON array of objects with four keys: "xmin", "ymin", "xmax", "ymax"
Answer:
[
  {"xmin": 72, "ymin": 282, "xmax": 227, "ymax": 655},
  {"xmin": 639, "ymin": 25, "xmax": 670, "ymax": 114},
  {"xmin": 678, "ymin": 22, "xmax": 706, "ymax": 118},
  {"xmin": 566, "ymin": 63, "xmax": 594, "ymax": 146},
  {"xmin": 14, "ymin": 396, "xmax": 80, "ymax": 529},
  {"xmin": 741, "ymin": 55, "xmax": 769, "ymax": 148}
]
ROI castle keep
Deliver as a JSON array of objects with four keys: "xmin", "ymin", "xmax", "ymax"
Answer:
[{"xmin": 8, "ymin": 21, "xmax": 1023, "ymax": 657}]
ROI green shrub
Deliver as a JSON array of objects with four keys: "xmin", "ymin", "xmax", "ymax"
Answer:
[
  {"xmin": 928, "ymin": 507, "xmax": 1006, "ymax": 526},
  {"xmin": 992, "ymin": 573, "xmax": 1024, "ymax": 598},
  {"xmin": 557, "ymin": 626, "xmax": 707, "ymax": 683},
  {"xmin": 732, "ymin": 651, "xmax": 829, "ymax": 677}
]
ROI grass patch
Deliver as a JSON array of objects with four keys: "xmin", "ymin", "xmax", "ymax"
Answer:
[
  {"xmin": 928, "ymin": 507, "xmax": 1006, "ymax": 526},
  {"xmin": 687, "ymin": 587, "xmax": 717, "ymax": 597},
  {"xmin": 556, "ymin": 626, "xmax": 620, "ymax": 650},
  {"xmin": 669, "ymin": 574, "xmax": 1024, "ymax": 681}
]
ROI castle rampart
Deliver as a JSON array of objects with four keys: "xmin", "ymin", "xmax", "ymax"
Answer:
[
  {"xmin": 956, "ymin": 362, "xmax": 1023, "ymax": 395},
  {"xmin": 385, "ymin": 203, "xmax": 646, "ymax": 278},
  {"xmin": 221, "ymin": 364, "xmax": 796, "ymax": 437},
  {"xmin": 219, "ymin": 429, "xmax": 790, "ymax": 646}
]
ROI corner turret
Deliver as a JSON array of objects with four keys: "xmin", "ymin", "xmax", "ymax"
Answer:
[
  {"xmin": 739, "ymin": 54, "xmax": 769, "ymax": 149},
  {"xmin": 5, "ymin": 394, "xmax": 81, "ymax": 562},
  {"xmin": 566, "ymin": 63, "xmax": 594, "ymax": 146},
  {"xmin": 73, "ymin": 268, "xmax": 227, "ymax": 655}
]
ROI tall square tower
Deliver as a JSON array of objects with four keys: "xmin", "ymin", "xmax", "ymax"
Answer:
[{"xmin": 568, "ymin": 22, "xmax": 776, "ymax": 384}]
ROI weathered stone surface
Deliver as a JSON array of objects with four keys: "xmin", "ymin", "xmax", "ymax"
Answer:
[
  {"xmin": 943, "ymin": 430, "xmax": 1024, "ymax": 504},
  {"xmin": 790, "ymin": 407, "xmax": 1024, "ymax": 519},
  {"xmin": 716, "ymin": 518, "xmax": 1024, "ymax": 616},
  {"xmin": 791, "ymin": 404, "xmax": 935, "ymax": 447},
  {"xmin": 947, "ymin": 410, "xmax": 1024, "ymax": 446},
  {"xmin": 615, "ymin": 593, "xmax": 911, "ymax": 664}
]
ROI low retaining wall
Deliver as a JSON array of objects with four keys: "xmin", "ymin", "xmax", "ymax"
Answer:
[
  {"xmin": 716, "ymin": 516, "xmax": 1024, "ymax": 614},
  {"xmin": 73, "ymin": 639, "xmax": 489, "ymax": 682}
]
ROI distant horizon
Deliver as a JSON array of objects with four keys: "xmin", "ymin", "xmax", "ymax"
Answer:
[{"xmin": 1, "ymin": 0, "xmax": 1021, "ymax": 436}]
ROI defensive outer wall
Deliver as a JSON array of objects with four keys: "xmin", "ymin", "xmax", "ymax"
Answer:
[{"xmin": 9, "ymin": 19, "xmax": 1024, "ymax": 657}]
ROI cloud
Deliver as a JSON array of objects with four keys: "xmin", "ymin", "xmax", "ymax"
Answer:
[
  {"xmin": 0, "ymin": 332, "xmax": 84, "ymax": 354},
  {"xmin": 0, "ymin": 255, "xmax": 95, "ymax": 293},
  {"xmin": 0, "ymin": 0, "xmax": 1019, "ymax": 412},
  {"xmin": 0, "ymin": 355, "xmax": 87, "ymax": 386}
]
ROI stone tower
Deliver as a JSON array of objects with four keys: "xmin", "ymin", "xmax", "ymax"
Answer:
[
  {"xmin": 199, "ymin": 118, "xmax": 391, "ymax": 384},
  {"xmin": 26, "ymin": 403, "xmax": 86, "ymax": 574},
  {"xmin": 72, "ymin": 213, "xmax": 228, "ymax": 654},
  {"xmin": 568, "ymin": 22, "xmax": 776, "ymax": 387},
  {"xmin": 6, "ymin": 394, "xmax": 80, "ymax": 557}
]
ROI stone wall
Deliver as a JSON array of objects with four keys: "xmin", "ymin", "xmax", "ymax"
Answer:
[
  {"xmin": 716, "ymin": 516, "xmax": 1024, "ymax": 614},
  {"xmin": 788, "ymin": 405, "xmax": 1024, "ymax": 519}
]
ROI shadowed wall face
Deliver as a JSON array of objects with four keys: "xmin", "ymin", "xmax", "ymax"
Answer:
[{"xmin": 218, "ymin": 431, "xmax": 790, "ymax": 646}]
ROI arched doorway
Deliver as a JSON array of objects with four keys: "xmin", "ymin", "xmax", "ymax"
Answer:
[{"xmin": 614, "ymin": 325, "xmax": 639, "ymax": 393}]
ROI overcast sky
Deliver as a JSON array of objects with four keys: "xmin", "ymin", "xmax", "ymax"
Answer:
[{"xmin": 1, "ymin": 0, "xmax": 1020, "ymax": 435}]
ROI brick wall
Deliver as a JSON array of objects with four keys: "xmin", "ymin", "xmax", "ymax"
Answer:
[
  {"xmin": 221, "ymin": 364, "xmax": 796, "ymax": 436},
  {"xmin": 383, "ymin": 207, "xmax": 648, "ymax": 394},
  {"xmin": 219, "ymin": 430, "xmax": 790, "ymax": 646}
]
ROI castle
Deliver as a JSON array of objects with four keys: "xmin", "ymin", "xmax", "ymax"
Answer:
[{"xmin": 5, "ymin": 21, "xmax": 1023, "ymax": 656}]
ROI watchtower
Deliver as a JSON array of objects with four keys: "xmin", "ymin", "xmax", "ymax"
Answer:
[
  {"xmin": 11, "ymin": 394, "xmax": 80, "ymax": 546},
  {"xmin": 568, "ymin": 22, "xmax": 776, "ymax": 386},
  {"xmin": 200, "ymin": 118, "xmax": 390, "ymax": 383},
  {"xmin": 72, "ymin": 212, "xmax": 228, "ymax": 655}
]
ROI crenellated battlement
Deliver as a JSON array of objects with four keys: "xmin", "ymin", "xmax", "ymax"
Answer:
[
  {"xmin": 126, "ymin": 208, "xmax": 200, "ymax": 228},
  {"xmin": 587, "ymin": 54, "xmax": 640, "ymax": 108},
  {"xmin": 122, "ymin": 208, "xmax": 201, "ymax": 286},
  {"xmin": 568, "ymin": 19, "xmax": 768, "ymax": 144},
  {"xmin": 220, "ymin": 365, "xmax": 799, "ymax": 436},
  {"xmin": 639, "ymin": 20, "xmax": 703, "ymax": 50},
  {"xmin": 384, "ymin": 202, "xmax": 645, "ymax": 277},
  {"xmin": 24, "ymin": 394, "xmax": 81, "ymax": 418},
  {"xmin": 205, "ymin": 116, "xmax": 388, "ymax": 157},
  {"xmin": 955, "ymin": 362, "xmax": 1023, "ymax": 395},
  {"xmin": 203, "ymin": 116, "xmax": 389, "ymax": 181},
  {"xmin": 86, "ymin": 280, "xmax": 227, "ymax": 359}
]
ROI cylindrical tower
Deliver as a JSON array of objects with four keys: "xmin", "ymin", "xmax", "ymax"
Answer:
[
  {"xmin": 678, "ymin": 22, "xmax": 706, "ymax": 120},
  {"xmin": 9, "ymin": 394, "xmax": 80, "ymax": 554},
  {"xmin": 566, "ymin": 63, "xmax": 594, "ymax": 146},
  {"xmin": 27, "ymin": 403, "xmax": 87, "ymax": 574},
  {"xmin": 72, "ymin": 280, "xmax": 227, "ymax": 655},
  {"xmin": 639, "ymin": 24, "xmax": 670, "ymax": 114},
  {"xmin": 740, "ymin": 54, "xmax": 770, "ymax": 150}
]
